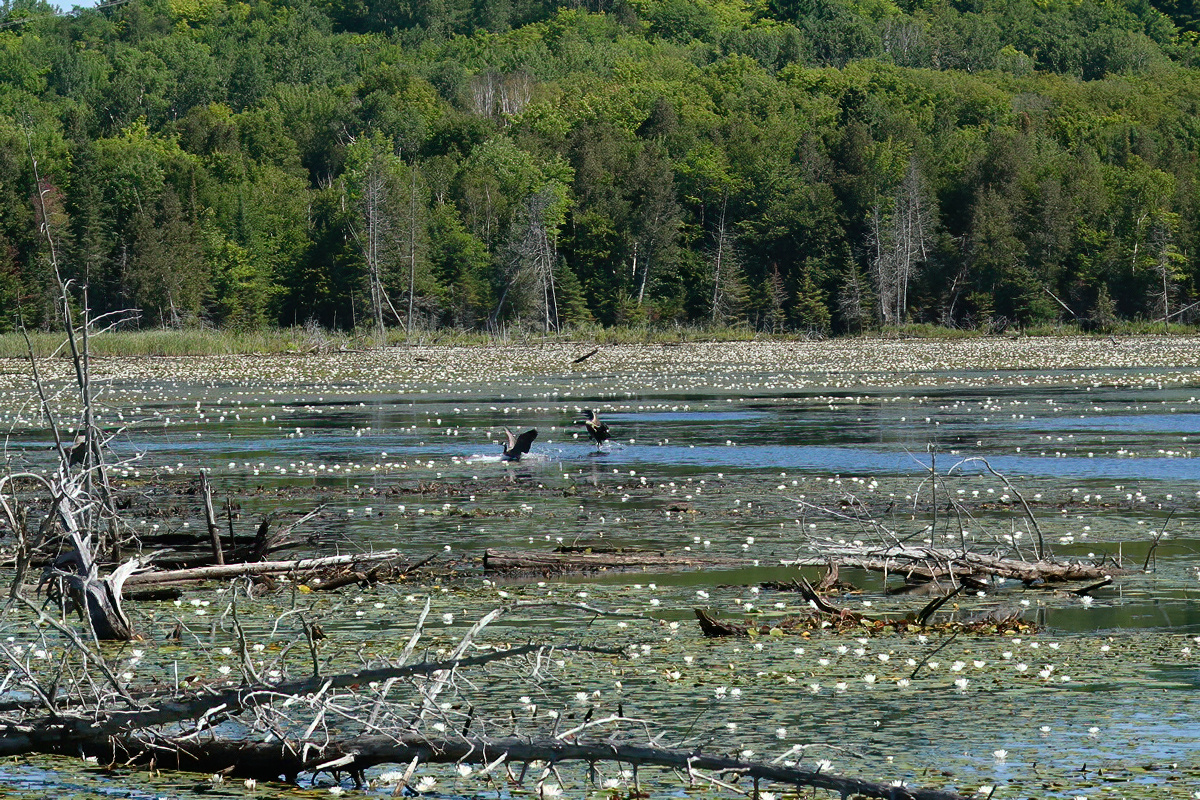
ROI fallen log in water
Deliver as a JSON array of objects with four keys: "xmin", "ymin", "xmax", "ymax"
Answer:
[
  {"xmin": 784, "ymin": 543, "xmax": 1125, "ymax": 586},
  {"xmin": 483, "ymin": 545, "xmax": 1116, "ymax": 590},
  {"xmin": 122, "ymin": 550, "xmax": 420, "ymax": 588},
  {"xmin": 86, "ymin": 732, "xmax": 966, "ymax": 800},
  {"xmin": 483, "ymin": 549, "xmax": 753, "ymax": 573}
]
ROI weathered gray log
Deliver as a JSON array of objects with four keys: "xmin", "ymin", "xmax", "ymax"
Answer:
[
  {"xmin": 785, "ymin": 544, "xmax": 1125, "ymax": 585},
  {"xmin": 483, "ymin": 549, "xmax": 753, "ymax": 573},
  {"xmin": 484, "ymin": 546, "xmax": 1115, "ymax": 586},
  {"xmin": 122, "ymin": 550, "xmax": 408, "ymax": 587}
]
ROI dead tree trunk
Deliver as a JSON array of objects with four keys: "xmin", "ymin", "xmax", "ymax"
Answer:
[{"xmin": 200, "ymin": 470, "xmax": 224, "ymax": 565}]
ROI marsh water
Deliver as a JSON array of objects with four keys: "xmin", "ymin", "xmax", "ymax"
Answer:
[{"xmin": 3, "ymin": 340, "xmax": 1200, "ymax": 799}]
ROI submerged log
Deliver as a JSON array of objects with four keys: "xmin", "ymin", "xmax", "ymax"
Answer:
[
  {"xmin": 695, "ymin": 608, "xmax": 749, "ymax": 637},
  {"xmin": 483, "ymin": 549, "xmax": 752, "ymax": 574},
  {"xmin": 83, "ymin": 732, "xmax": 965, "ymax": 800},
  {"xmin": 697, "ymin": 573, "xmax": 1034, "ymax": 639}
]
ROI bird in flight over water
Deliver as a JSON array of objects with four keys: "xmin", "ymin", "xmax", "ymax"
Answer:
[
  {"xmin": 501, "ymin": 428, "xmax": 538, "ymax": 461},
  {"xmin": 581, "ymin": 409, "xmax": 610, "ymax": 450}
]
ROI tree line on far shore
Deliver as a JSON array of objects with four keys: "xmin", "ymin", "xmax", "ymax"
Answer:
[{"xmin": 4, "ymin": 0, "xmax": 1200, "ymax": 336}]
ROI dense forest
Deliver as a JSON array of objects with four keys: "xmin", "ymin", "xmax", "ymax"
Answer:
[{"xmin": 4, "ymin": 0, "xmax": 1200, "ymax": 335}]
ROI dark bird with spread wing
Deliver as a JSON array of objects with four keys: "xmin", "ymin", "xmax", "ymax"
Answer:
[
  {"xmin": 581, "ymin": 409, "xmax": 610, "ymax": 450},
  {"xmin": 501, "ymin": 428, "xmax": 538, "ymax": 461}
]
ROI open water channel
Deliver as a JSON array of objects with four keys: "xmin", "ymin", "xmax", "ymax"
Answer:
[{"xmin": 1, "ymin": 339, "xmax": 1199, "ymax": 799}]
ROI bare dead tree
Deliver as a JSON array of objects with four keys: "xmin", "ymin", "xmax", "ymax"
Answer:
[
  {"xmin": 868, "ymin": 158, "xmax": 936, "ymax": 325},
  {"xmin": 469, "ymin": 72, "xmax": 534, "ymax": 117},
  {"xmin": 14, "ymin": 130, "xmax": 143, "ymax": 640},
  {"xmin": 503, "ymin": 190, "xmax": 561, "ymax": 334},
  {"xmin": 355, "ymin": 152, "xmax": 391, "ymax": 342}
]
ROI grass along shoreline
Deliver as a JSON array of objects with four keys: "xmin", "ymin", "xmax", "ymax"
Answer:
[{"xmin": 2, "ymin": 320, "xmax": 1199, "ymax": 358}]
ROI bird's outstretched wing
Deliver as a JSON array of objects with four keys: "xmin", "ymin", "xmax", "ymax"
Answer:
[
  {"xmin": 502, "ymin": 428, "xmax": 538, "ymax": 460},
  {"xmin": 511, "ymin": 428, "xmax": 538, "ymax": 456}
]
